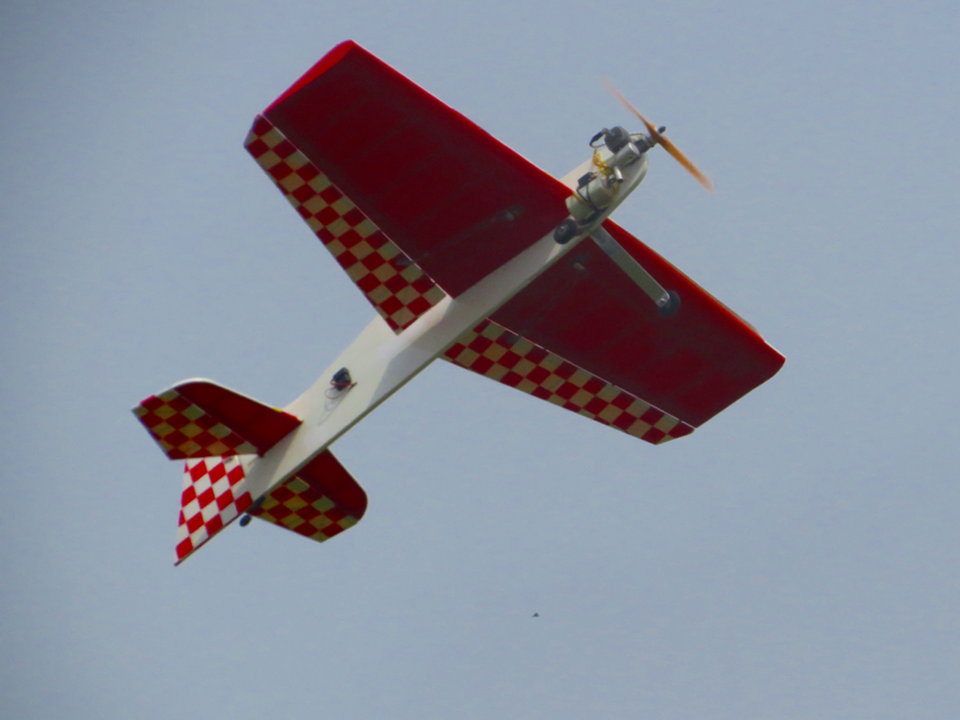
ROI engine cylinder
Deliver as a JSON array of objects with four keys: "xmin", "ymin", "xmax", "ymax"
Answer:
[{"xmin": 566, "ymin": 173, "xmax": 618, "ymax": 221}]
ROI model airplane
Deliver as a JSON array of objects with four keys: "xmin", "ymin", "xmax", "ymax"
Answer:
[{"xmin": 133, "ymin": 41, "xmax": 784, "ymax": 564}]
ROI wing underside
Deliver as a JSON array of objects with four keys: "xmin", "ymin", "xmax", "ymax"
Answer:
[
  {"xmin": 443, "ymin": 319, "xmax": 694, "ymax": 444},
  {"xmin": 488, "ymin": 220, "xmax": 785, "ymax": 428},
  {"xmin": 250, "ymin": 40, "xmax": 784, "ymax": 437},
  {"xmin": 246, "ymin": 115, "xmax": 446, "ymax": 332},
  {"xmin": 248, "ymin": 39, "xmax": 570, "ymax": 331}
]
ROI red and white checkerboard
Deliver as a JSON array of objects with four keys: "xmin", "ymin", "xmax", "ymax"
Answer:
[
  {"xmin": 245, "ymin": 115, "xmax": 446, "ymax": 332},
  {"xmin": 175, "ymin": 455, "xmax": 253, "ymax": 564},
  {"xmin": 443, "ymin": 319, "xmax": 694, "ymax": 444}
]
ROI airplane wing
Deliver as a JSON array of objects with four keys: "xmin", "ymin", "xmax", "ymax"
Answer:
[
  {"xmin": 246, "ymin": 40, "xmax": 570, "ymax": 331},
  {"xmin": 451, "ymin": 219, "xmax": 785, "ymax": 437},
  {"xmin": 249, "ymin": 40, "xmax": 783, "ymax": 440},
  {"xmin": 443, "ymin": 318, "xmax": 696, "ymax": 444}
]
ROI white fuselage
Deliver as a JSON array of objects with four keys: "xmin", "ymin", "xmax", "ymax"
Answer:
[{"xmin": 240, "ymin": 143, "xmax": 650, "ymax": 502}]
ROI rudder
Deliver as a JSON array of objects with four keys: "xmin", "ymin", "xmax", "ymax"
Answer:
[
  {"xmin": 132, "ymin": 379, "xmax": 303, "ymax": 564},
  {"xmin": 175, "ymin": 455, "xmax": 254, "ymax": 564}
]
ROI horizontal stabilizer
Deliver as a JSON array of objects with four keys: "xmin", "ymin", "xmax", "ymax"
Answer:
[
  {"xmin": 133, "ymin": 380, "xmax": 301, "ymax": 460},
  {"xmin": 248, "ymin": 450, "xmax": 367, "ymax": 544}
]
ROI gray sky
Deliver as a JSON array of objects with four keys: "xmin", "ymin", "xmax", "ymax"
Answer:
[{"xmin": 3, "ymin": 1, "xmax": 958, "ymax": 718}]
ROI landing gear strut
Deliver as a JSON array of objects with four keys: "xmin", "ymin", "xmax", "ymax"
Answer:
[{"xmin": 591, "ymin": 226, "xmax": 681, "ymax": 318}]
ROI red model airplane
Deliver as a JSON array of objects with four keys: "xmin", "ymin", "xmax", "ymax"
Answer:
[{"xmin": 133, "ymin": 41, "xmax": 784, "ymax": 564}]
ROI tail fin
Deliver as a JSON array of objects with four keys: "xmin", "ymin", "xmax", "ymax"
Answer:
[
  {"xmin": 174, "ymin": 449, "xmax": 367, "ymax": 564},
  {"xmin": 133, "ymin": 380, "xmax": 303, "ymax": 564},
  {"xmin": 176, "ymin": 454, "xmax": 254, "ymax": 564},
  {"xmin": 134, "ymin": 380, "xmax": 366, "ymax": 564}
]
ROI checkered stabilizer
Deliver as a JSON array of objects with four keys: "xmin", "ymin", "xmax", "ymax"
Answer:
[
  {"xmin": 133, "ymin": 380, "xmax": 310, "ymax": 564},
  {"xmin": 133, "ymin": 380, "xmax": 301, "ymax": 460},
  {"xmin": 247, "ymin": 450, "xmax": 367, "ymax": 546}
]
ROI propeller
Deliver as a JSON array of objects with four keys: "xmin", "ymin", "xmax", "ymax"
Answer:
[{"xmin": 605, "ymin": 81, "xmax": 713, "ymax": 192}]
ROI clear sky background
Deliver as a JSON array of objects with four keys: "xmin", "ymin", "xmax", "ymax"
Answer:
[{"xmin": 3, "ymin": 2, "xmax": 958, "ymax": 718}]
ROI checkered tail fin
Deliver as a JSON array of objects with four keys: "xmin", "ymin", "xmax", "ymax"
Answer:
[
  {"xmin": 175, "ymin": 455, "xmax": 253, "ymax": 564},
  {"xmin": 132, "ymin": 379, "xmax": 303, "ymax": 564},
  {"xmin": 175, "ymin": 449, "xmax": 367, "ymax": 564}
]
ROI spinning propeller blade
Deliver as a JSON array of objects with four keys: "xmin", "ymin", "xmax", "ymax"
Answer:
[{"xmin": 605, "ymin": 81, "xmax": 713, "ymax": 192}]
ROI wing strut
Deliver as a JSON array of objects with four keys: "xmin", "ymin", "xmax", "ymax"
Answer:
[{"xmin": 591, "ymin": 226, "xmax": 680, "ymax": 316}]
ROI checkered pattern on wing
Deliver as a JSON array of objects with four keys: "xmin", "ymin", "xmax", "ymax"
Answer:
[
  {"xmin": 175, "ymin": 456, "xmax": 252, "ymax": 564},
  {"xmin": 443, "ymin": 320, "xmax": 695, "ymax": 445},
  {"xmin": 245, "ymin": 114, "xmax": 446, "ymax": 332},
  {"xmin": 134, "ymin": 390, "xmax": 258, "ymax": 460},
  {"xmin": 249, "ymin": 475, "xmax": 360, "ymax": 543}
]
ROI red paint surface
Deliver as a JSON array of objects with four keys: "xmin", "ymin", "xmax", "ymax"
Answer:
[
  {"xmin": 492, "ymin": 220, "xmax": 785, "ymax": 426},
  {"xmin": 263, "ymin": 40, "xmax": 570, "ymax": 297},
  {"xmin": 259, "ymin": 41, "xmax": 784, "ymax": 429},
  {"xmin": 176, "ymin": 381, "xmax": 301, "ymax": 455}
]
